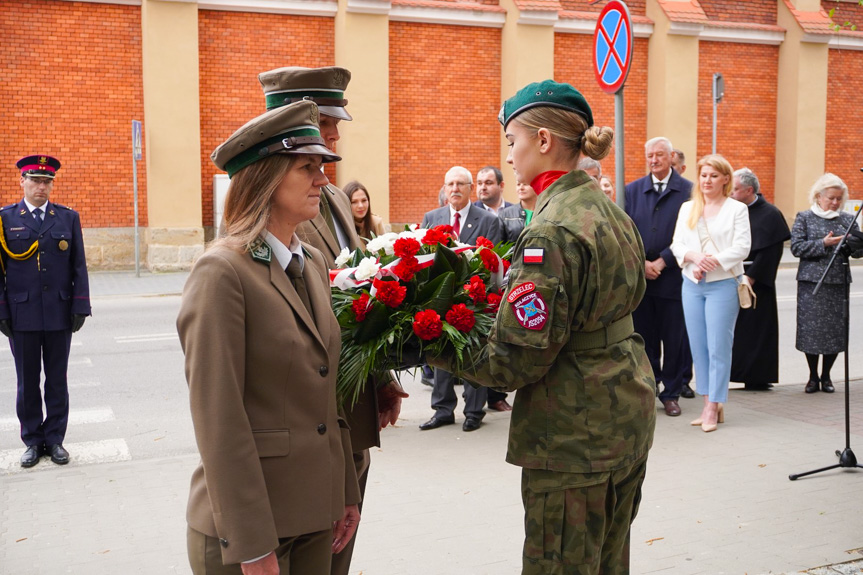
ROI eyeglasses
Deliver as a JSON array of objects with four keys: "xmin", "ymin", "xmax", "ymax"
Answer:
[{"xmin": 26, "ymin": 177, "xmax": 53, "ymax": 186}]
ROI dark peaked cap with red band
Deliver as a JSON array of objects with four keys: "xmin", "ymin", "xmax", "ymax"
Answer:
[
  {"xmin": 17, "ymin": 155, "xmax": 61, "ymax": 179},
  {"xmin": 258, "ymin": 66, "xmax": 352, "ymax": 121}
]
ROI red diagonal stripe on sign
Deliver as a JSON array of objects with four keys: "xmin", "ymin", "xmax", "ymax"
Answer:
[{"xmin": 598, "ymin": 15, "xmax": 626, "ymax": 78}]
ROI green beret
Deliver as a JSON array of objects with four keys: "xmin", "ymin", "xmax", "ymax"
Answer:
[
  {"xmin": 258, "ymin": 66, "xmax": 352, "ymax": 120},
  {"xmin": 211, "ymin": 100, "xmax": 340, "ymax": 178},
  {"xmin": 498, "ymin": 80, "xmax": 593, "ymax": 130}
]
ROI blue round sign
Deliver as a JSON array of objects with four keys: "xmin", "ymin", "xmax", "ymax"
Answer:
[{"xmin": 593, "ymin": 1, "xmax": 633, "ymax": 94}]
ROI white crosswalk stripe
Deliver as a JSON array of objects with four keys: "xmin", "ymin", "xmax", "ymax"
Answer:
[
  {"xmin": 0, "ymin": 438, "xmax": 131, "ymax": 475},
  {"xmin": 0, "ymin": 406, "xmax": 115, "ymax": 432},
  {"xmin": 115, "ymin": 333, "xmax": 178, "ymax": 344}
]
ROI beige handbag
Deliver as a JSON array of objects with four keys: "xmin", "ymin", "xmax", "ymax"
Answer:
[{"xmin": 700, "ymin": 217, "xmax": 756, "ymax": 309}]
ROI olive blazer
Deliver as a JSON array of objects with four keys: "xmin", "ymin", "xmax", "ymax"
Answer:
[{"xmin": 177, "ymin": 241, "xmax": 360, "ymax": 565}]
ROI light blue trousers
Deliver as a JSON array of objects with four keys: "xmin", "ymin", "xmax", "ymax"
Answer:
[{"xmin": 681, "ymin": 277, "xmax": 739, "ymax": 404}]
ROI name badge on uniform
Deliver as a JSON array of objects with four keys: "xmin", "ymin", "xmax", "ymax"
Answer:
[
  {"xmin": 507, "ymin": 282, "xmax": 548, "ymax": 330},
  {"xmin": 523, "ymin": 247, "xmax": 544, "ymax": 265}
]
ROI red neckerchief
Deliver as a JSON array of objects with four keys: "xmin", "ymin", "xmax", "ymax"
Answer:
[{"xmin": 530, "ymin": 171, "xmax": 568, "ymax": 194}]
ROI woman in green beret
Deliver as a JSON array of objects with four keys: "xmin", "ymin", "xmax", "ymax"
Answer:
[{"xmin": 439, "ymin": 80, "xmax": 656, "ymax": 574}]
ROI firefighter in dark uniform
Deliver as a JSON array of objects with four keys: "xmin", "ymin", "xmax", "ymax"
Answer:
[{"xmin": 0, "ymin": 155, "xmax": 91, "ymax": 468}]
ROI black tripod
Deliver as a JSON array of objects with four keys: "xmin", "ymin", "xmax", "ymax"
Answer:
[{"xmin": 789, "ymin": 209, "xmax": 863, "ymax": 480}]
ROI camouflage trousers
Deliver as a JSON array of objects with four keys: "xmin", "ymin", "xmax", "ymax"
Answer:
[{"xmin": 520, "ymin": 454, "xmax": 648, "ymax": 575}]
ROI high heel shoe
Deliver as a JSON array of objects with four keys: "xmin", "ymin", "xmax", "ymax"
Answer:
[
  {"xmin": 701, "ymin": 421, "xmax": 717, "ymax": 432},
  {"xmin": 691, "ymin": 404, "xmax": 724, "ymax": 426}
]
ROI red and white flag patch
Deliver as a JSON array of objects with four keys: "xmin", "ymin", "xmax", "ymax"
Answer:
[{"xmin": 523, "ymin": 247, "xmax": 544, "ymax": 265}]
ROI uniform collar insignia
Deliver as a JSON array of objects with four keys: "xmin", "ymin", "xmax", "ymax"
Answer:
[
  {"xmin": 250, "ymin": 240, "xmax": 272, "ymax": 264},
  {"xmin": 301, "ymin": 245, "xmax": 313, "ymax": 260},
  {"xmin": 49, "ymin": 209, "xmax": 55, "ymax": 216},
  {"xmin": 19, "ymin": 209, "xmax": 27, "ymax": 216}
]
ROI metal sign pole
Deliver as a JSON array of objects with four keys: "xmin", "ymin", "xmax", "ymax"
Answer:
[
  {"xmin": 132, "ymin": 120, "xmax": 142, "ymax": 278},
  {"xmin": 615, "ymin": 88, "xmax": 625, "ymax": 210}
]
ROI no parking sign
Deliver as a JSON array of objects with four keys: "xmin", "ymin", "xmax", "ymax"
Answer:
[{"xmin": 593, "ymin": 1, "xmax": 633, "ymax": 95}]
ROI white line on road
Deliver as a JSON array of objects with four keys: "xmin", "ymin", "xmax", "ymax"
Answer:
[
  {"xmin": 115, "ymin": 333, "xmax": 178, "ymax": 344},
  {"xmin": 0, "ymin": 341, "xmax": 82, "ymax": 353},
  {"xmin": 0, "ymin": 438, "xmax": 131, "ymax": 475},
  {"xmin": 0, "ymin": 406, "xmax": 115, "ymax": 432}
]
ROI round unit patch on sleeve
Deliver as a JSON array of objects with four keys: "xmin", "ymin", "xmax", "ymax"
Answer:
[{"xmin": 511, "ymin": 291, "xmax": 548, "ymax": 330}]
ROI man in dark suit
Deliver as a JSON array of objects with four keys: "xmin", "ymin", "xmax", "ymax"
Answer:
[
  {"xmin": 420, "ymin": 166, "xmax": 503, "ymax": 432},
  {"xmin": 473, "ymin": 166, "xmax": 513, "ymax": 216},
  {"xmin": 257, "ymin": 66, "xmax": 406, "ymax": 575},
  {"xmin": 624, "ymin": 137, "xmax": 692, "ymax": 417},
  {"xmin": 0, "ymin": 155, "xmax": 90, "ymax": 468}
]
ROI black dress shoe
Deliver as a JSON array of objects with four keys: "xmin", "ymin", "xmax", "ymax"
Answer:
[
  {"xmin": 743, "ymin": 383, "xmax": 771, "ymax": 391},
  {"xmin": 821, "ymin": 377, "xmax": 835, "ymax": 393},
  {"xmin": 419, "ymin": 416, "xmax": 454, "ymax": 430},
  {"xmin": 20, "ymin": 445, "xmax": 43, "ymax": 468},
  {"xmin": 462, "ymin": 417, "xmax": 482, "ymax": 432},
  {"xmin": 805, "ymin": 378, "xmax": 820, "ymax": 394},
  {"xmin": 420, "ymin": 377, "xmax": 434, "ymax": 387},
  {"xmin": 680, "ymin": 384, "xmax": 695, "ymax": 399},
  {"xmin": 48, "ymin": 444, "xmax": 70, "ymax": 465}
]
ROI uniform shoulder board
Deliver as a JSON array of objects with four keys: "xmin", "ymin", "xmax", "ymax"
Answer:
[
  {"xmin": 0, "ymin": 204, "xmax": 16, "ymax": 212},
  {"xmin": 53, "ymin": 203, "xmax": 72, "ymax": 210}
]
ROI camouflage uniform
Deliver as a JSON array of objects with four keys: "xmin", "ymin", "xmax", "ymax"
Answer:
[{"xmin": 462, "ymin": 170, "xmax": 656, "ymax": 574}]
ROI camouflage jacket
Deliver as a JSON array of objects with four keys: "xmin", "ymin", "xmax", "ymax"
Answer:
[{"xmin": 463, "ymin": 171, "xmax": 656, "ymax": 474}]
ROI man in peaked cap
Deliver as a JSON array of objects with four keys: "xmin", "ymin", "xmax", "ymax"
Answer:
[
  {"xmin": 258, "ymin": 65, "xmax": 407, "ymax": 575},
  {"xmin": 1, "ymin": 155, "xmax": 90, "ymax": 468}
]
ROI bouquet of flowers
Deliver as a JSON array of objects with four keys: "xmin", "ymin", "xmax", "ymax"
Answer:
[{"xmin": 330, "ymin": 225, "xmax": 512, "ymax": 407}]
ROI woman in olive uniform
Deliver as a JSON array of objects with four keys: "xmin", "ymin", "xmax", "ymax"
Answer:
[
  {"xmin": 178, "ymin": 100, "xmax": 360, "ymax": 574},
  {"xmin": 437, "ymin": 81, "xmax": 656, "ymax": 575}
]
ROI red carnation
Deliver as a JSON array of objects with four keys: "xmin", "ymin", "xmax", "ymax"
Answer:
[
  {"xmin": 486, "ymin": 292, "xmax": 502, "ymax": 313},
  {"xmin": 476, "ymin": 236, "xmax": 494, "ymax": 249},
  {"xmin": 394, "ymin": 237, "xmax": 421, "ymax": 259},
  {"xmin": 434, "ymin": 224, "xmax": 454, "ymax": 235},
  {"xmin": 393, "ymin": 255, "xmax": 421, "ymax": 281},
  {"xmin": 464, "ymin": 275, "xmax": 487, "ymax": 305},
  {"xmin": 479, "ymin": 249, "xmax": 499, "ymax": 273},
  {"xmin": 503, "ymin": 259, "xmax": 511, "ymax": 273},
  {"xmin": 352, "ymin": 293, "xmax": 370, "ymax": 321},
  {"xmin": 413, "ymin": 309, "xmax": 443, "ymax": 340},
  {"xmin": 422, "ymin": 227, "xmax": 449, "ymax": 247},
  {"xmin": 446, "ymin": 303, "xmax": 476, "ymax": 333},
  {"xmin": 373, "ymin": 278, "xmax": 407, "ymax": 308}
]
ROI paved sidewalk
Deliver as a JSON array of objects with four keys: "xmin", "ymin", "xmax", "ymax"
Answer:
[
  {"xmin": 1, "ymin": 268, "xmax": 862, "ymax": 574},
  {"xmin": 2, "ymin": 372, "xmax": 861, "ymax": 574}
]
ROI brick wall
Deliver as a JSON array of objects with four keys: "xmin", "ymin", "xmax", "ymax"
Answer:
[
  {"xmin": 0, "ymin": 0, "xmax": 145, "ymax": 228},
  {"xmin": 826, "ymin": 48, "xmax": 863, "ymax": 198},
  {"xmin": 198, "ymin": 10, "xmax": 334, "ymax": 228},
  {"xmin": 554, "ymin": 34, "xmax": 649, "ymax": 187},
  {"xmin": 700, "ymin": 0, "xmax": 776, "ymax": 25},
  {"xmin": 696, "ymin": 41, "xmax": 778, "ymax": 202},
  {"xmin": 823, "ymin": 0, "xmax": 863, "ymax": 26},
  {"xmin": 389, "ymin": 22, "xmax": 501, "ymax": 225}
]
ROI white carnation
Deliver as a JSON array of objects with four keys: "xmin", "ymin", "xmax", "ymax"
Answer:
[
  {"xmin": 354, "ymin": 257, "xmax": 381, "ymax": 282},
  {"xmin": 335, "ymin": 247, "xmax": 352, "ymax": 268},
  {"xmin": 366, "ymin": 233, "xmax": 397, "ymax": 256}
]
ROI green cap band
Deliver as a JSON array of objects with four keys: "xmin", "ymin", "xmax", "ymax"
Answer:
[
  {"xmin": 224, "ymin": 127, "xmax": 320, "ymax": 177},
  {"xmin": 266, "ymin": 91, "xmax": 346, "ymax": 110}
]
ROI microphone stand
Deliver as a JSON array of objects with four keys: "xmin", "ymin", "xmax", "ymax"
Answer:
[{"xmin": 789, "ymin": 205, "xmax": 863, "ymax": 480}]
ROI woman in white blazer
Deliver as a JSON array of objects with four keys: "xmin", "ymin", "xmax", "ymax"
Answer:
[{"xmin": 671, "ymin": 155, "xmax": 751, "ymax": 432}]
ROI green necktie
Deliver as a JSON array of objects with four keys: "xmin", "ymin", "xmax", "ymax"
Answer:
[{"xmin": 286, "ymin": 258, "xmax": 314, "ymax": 321}]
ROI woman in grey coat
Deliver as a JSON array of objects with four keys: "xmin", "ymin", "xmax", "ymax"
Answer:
[{"xmin": 791, "ymin": 173, "xmax": 863, "ymax": 393}]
